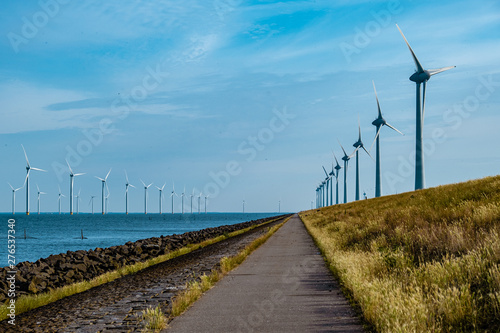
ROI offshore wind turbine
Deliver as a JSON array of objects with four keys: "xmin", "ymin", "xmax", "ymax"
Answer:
[
  {"xmin": 67, "ymin": 160, "xmax": 85, "ymax": 215},
  {"xmin": 204, "ymin": 195, "xmax": 209, "ymax": 214},
  {"xmin": 353, "ymin": 117, "xmax": 373, "ymax": 201},
  {"xmin": 36, "ymin": 184, "xmax": 46, "ymax": 214},
  {"xmin": 155, "ymin": 183, "xmax": 166, "ymax": 214},
  {"xmin": 105, "ymin": 185, "xmax": 110, "ymax": 214},
  {"xmin": 141, "ymin": 179, "xmax": 153, "ymax": 214},
  {"xmin": 75, "ymin": 189, "xmax": 81, "ymax": 214},
  {"xmin": 170, "ymin": 183, "xmax": 178, "ymax": 214},
  {"xmin": 396, "ymin": 24, "xmax": 455, "ymax": 190},
  {"xmin": 371, "ymin": 81, "xmax": 404, "ymax": 197},
  {"xmin": 89, "ymin": 195, "xmax": 96, "ymax": 214},
  {"xmin": 57, "ymin": 185, "xmax": 65, "ymax": 214},
  {"xmin": 181, "ymin": 187, "xmax": 186, "ymax": 214},
  {"xmin": 198, "ymin": 192, "xmax": 202, "ymax": 214},
  {"xmin": 124, "ymin": 170, "xmax": 135, "ymax": 214},
  {"xmin": 8, "ymin": 183, "xmax": 23, "ymax": 214},
  {"xmin": 190, "ymin": 189, "xmax": 194, "ymax": 214},
  {"xmin": 95, "ymin": 169, "xmax": 111, "ymax": 215},
  {"xmin": 22, "ymin": 145, "xmax": 46, "ymax": 215}
]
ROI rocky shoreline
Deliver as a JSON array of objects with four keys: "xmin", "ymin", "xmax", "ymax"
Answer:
[{"xmin": 0, "ymin": 215, "xmax": 287, "ymax": 303}]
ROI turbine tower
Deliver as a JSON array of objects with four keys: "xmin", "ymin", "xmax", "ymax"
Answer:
[
  {"xmin": 95, "ymin": 169, "xmax": 111, "ymax": 215},
  {"xmin": 190, "ymin": 189, "xmax": 195, "ymax": 214},
  {"xmin": 396, "ymin": 24, "xmax": 455, "ymax": 190},
  {"xmin": 181, "ymin": 187, "xmax": 186, "ymax": 214},
  {"xmin": 105, "ymin": 185, "xmax": 110, "ymax": 214},
  {"xmin": 22, "ymin": 145, "xmax": 46, "ymax": 215},
  {"xmin": 75, "ymin": 189, "xmax": 81, "ymax": 214},
  {"xmin": 353, "ymin": 117, "xmax": 372, "ymax": 201},
  {"xmin": 339, "ymin": 141, "xmax": 356, "ymax": 204},
  {"xmin": 124, "ymin": 170, "xmax": 135, "ymax": 214},
  {"xmin": 36, "ymin": 184, "xmax": 46, "ymax": 214},
  {"xmin": 89, "ymin": 195, "xmax": 96, "ymax": 214},
  {"xmin": 57, "ymin": 185, "xmax": 65, "ymax": 214},
  {"xmin": 322, "ymin": 166, "xmax": 330, "ymax": 207},
  {"xmin": 141, "ymin": 179, "xmax": 153, "ymax": 214},
  {"xmin": 8, "ymin": 183, "xmax": 23, "ymax": 214},
  {"xmin": 198, "ymin": 192, "xmax": 202, "ymax": 214},
  {"xmin": 155, "ymin": 183, "xmax": 166, "ymax": 214},
  {"xmin": 371, "ymin": 81, "xmax": 404, "ymax": 197},
  {"xmin": 204, "ymin": 195, "xmax": 209, "ymax": 214},
  {"xmin": 67, "ymin": 160, "xmax": 85, "ymax": 215},
  {"xmin": 332, "ymin": 152, "xmax": 342, "ymax": 205}
]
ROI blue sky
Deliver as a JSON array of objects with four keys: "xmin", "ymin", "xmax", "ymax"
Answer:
[{"xmin": 1, "ymin": 0, "xmax": 499, "ymax": 213}]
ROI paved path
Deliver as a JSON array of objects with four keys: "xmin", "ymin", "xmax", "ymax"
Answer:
[{"xmin": 166, "ymin": 214, "xmax": 364, "ymax": 333}]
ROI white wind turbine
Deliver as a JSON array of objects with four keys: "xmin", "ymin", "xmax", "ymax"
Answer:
[
  {"xmin": 396, "ymin": 24, "xmax": 455, "ymax": 190},
  {"xmin": 8, "ymin": 182, "xmax": 24, "ymax": 215},
  {"xmin": 124, "ymin": 170, "xmax": 135, "ymax": 214},
  {"xmin": 57, "ymin": 185, "xmax": 65, "ymax": 214},
  {"xmin": 190, "ymin": 189, "xmax": 195, "ymax": 214},
  {"xmin": 36, "ymin": 184, "xmax": 46, "ymax": 214},
  {"xmin": 181, "ymin": 187, "xmax": 186, "ymax": 214},
  {"xmin": 67, "ymin": 160, "xmax": 85, "ymax": 215},
  {"xmin": 171, "ymin": 183, "xmax": 179, "ymax": 214},
  {"xmin": 198, "ymin": 192, "xmax": 202, "ymax": 214},
  {"xmin": 155, "ymin": 183, "xmax": 166, "ymax": 214},
  {"xmin": 204, "ymin": 194, "xmax": 209, "ymax": 214},
  {"xmin": 89, "ymin": 195, "xmax": 96, "ymax": 214},
  {"xmin": 95, "ymin": 169, "xmax": 111, "ymax": 215},
  {"xmin": 75, "ymin": 189, "xmax": 82, "ymax": 214},
  {"xmin": 141, "ymin": 179, "xmax": 153, "ymax": 214},
  {"xmin": 22, "ymin": 145, "xmax": 46, "ymax": 215}
]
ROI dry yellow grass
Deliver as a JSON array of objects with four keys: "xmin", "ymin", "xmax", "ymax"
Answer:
[{"xmin": 300, "ymin": 176, "xmax": 500, "ymax": 333}]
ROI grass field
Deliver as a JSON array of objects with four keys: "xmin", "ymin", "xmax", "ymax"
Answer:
[{"xmin": 300, "ymin": 175, "xmax": 500, "ymax": 332}]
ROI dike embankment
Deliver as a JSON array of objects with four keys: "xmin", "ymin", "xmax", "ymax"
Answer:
[{"xmin": 0, "ymin": 215, "xmax": 288, "ymax": 302}]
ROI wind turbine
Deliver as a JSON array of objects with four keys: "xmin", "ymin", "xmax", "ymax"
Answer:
[
  {"xmin": 242, "ymin": 199, "xmax": 245, "ymax": 213},
  {"xmin": 8, "ymin": 183, "xmax": 23, "ymax": 214},
  {"xmin": 22, "ymin": 145, "xmax": 46, "ymax": 215},
  {"xmin": 181, "ymin": 187, "xmax": 186, "ymax": 214},
  {"xmin": 170, "ymin": 183, "xmax": 179, "ymax": 214},
  {"xmin": 67, "ymin": 160, "xmax": 85, "ymax": 215},
  {"xmin": 332, "ymin": 152, "xmax": 342, "ymax": 205},
  {"xmin": 353, "ymin": 117, "xmax": 373, "ymax": 201},
  {"xmin": 75, "ymin": 189, "xmax": 81, "ymax": 214},
  {"xmin": 190, "ymin": 189, "xmax": 195, "ymax": 214},
  {"xmin": 89, "ymin": 195, "xmax": 96, "ymax": 214},
  {"xmin": 95, "ymin": 169, "xmax": 111, "ymax": 215},
  {"xmin": 36, "ymin": 184, "xmax": 46, "ymax": 214},
  {"xmin": 124, "ymin": 170, "xmax": 135, "ymax": 214},
  {"xmin": 141, "ymin": 179, "xmax": 153, "ymax": 214},
  {"xmin": 57, "ymin": 185, "xmax": 65, "ymax": 214},
  {"xmin": 370, "ymin": 81, "xmax": 404, "ymax": 197},
  {"xmin": 198, "ymin": 192, "xmax": 202, "ymax": 214},
  {"xmin": 322, "ymin": 166, "xmax": 330, "ymax": 207},
  {"xmin": 155, "ymin": 183, "xmax": 166, "ymax": 214},
  {"xmin": 204, "ymin": 194, "xmax": 209, "ymax": 214},
  {"xmin": 396, "ymin": 24, "xmax": 455, "ymax": 190}
]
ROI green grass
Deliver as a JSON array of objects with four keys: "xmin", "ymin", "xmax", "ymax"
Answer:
[
  {"xmin": 170, "ymin": 218, "xmax": 290, "ymax": 318},
  {"xmin": 141, "ymin": 305, "xmax": 167, "ymax": 332},
  {"xmin": 0, "ymin": 217, "xmax": 285, "ymax": 321},
  {"xmin": 300, "ymin": 175, "xmax": 500, "ymax": 332}
]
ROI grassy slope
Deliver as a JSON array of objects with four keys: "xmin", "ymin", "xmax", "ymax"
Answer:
[{"xmin": 300, "ymin": 176, "xmax": 500, "ymax": 333}]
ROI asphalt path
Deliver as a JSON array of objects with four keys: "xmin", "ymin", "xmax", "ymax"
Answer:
[{"xmin": 166, "ymin": 214, "xmax": 364, "ymax": 332}]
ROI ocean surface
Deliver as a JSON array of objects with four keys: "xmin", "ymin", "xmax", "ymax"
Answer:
[{"xmin": 0, "ymin": 212, "xmax": 282, "ymax": 268}]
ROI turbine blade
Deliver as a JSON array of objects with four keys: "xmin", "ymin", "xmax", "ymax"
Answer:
[
  {"xmin": 338, "ymin": 139, "xmax": 348, "ymax": 157},
  {"xmin": 105, "ymin": 168, "xmax": 112, "ymax": 181},
  {"xmin": 372, "ymin": 81, "xmax": 383, "ymax": 118},
  {"xmin": 124, "ymin": 170, "xmax": 130, "ymax": 183},
  {"xmin": 358, "ymin": 115, "xmax": 362, "ymax": 141},
  {"xmin": 129, "ymin": 184, "xmax": 136, "ymax": 188},
  {"xmin": 332, "ymin": 150, "xmax": 340, "ymax": 167},
  {"xmin": 140, "ymin": 179, "xmax": 146, "ymax": 187},
  {"xmin": 396, "ymin": 24, "xmax": 424, "ymax": 73},
  {"xmin": 37, "ymin": 184, "xmax": 40, "ymax": 192},
  {"xmin": 385, "ymin": 122, "xmax": 404, "ymax": 135},
  {"xmin": 66, "ymin": 159, "xmax": 74, "ymax": 175},
  {"xmin": 8, "ymin": 182, "xmax": 14, "ymax": 191},
  {"xmin": 21, "ymin": 144, "xmax": 30, "ymax": 166},
  {"xmin": 363, "ymin": 146, "xmax": 374, "ymax": 162},
  {"xmin": 369, "ymin": 126, "xmax": 383, "ymax": 153},
  {"xmin": 95, "ymin": 176, "xmax": 105, "ymax": 181},
  {"xmin": 31, "ymin": 167, "xmax": 46, "ymax": 172},
  {"xmin": 348, "ymin": 146, "xmax": 360, "ymax": 159},
  {"xmin": 147, "ymin": 183, "xmax": 153, "ymax": 188},
  {"xmin": 428, "ymin": 66, "xmax": 455, "ymax": 76},
  {"xmin": 74, "ymin": 173, "xmax": 85, "ymax": 177},
  {"xmin": 322, "ymin": 166, "xmax": 329, "ymax": 178}
]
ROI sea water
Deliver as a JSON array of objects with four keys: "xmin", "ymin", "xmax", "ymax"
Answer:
[{"xmin": 0, "ymin": 212, "xmax": 281, "ymax": 267}]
